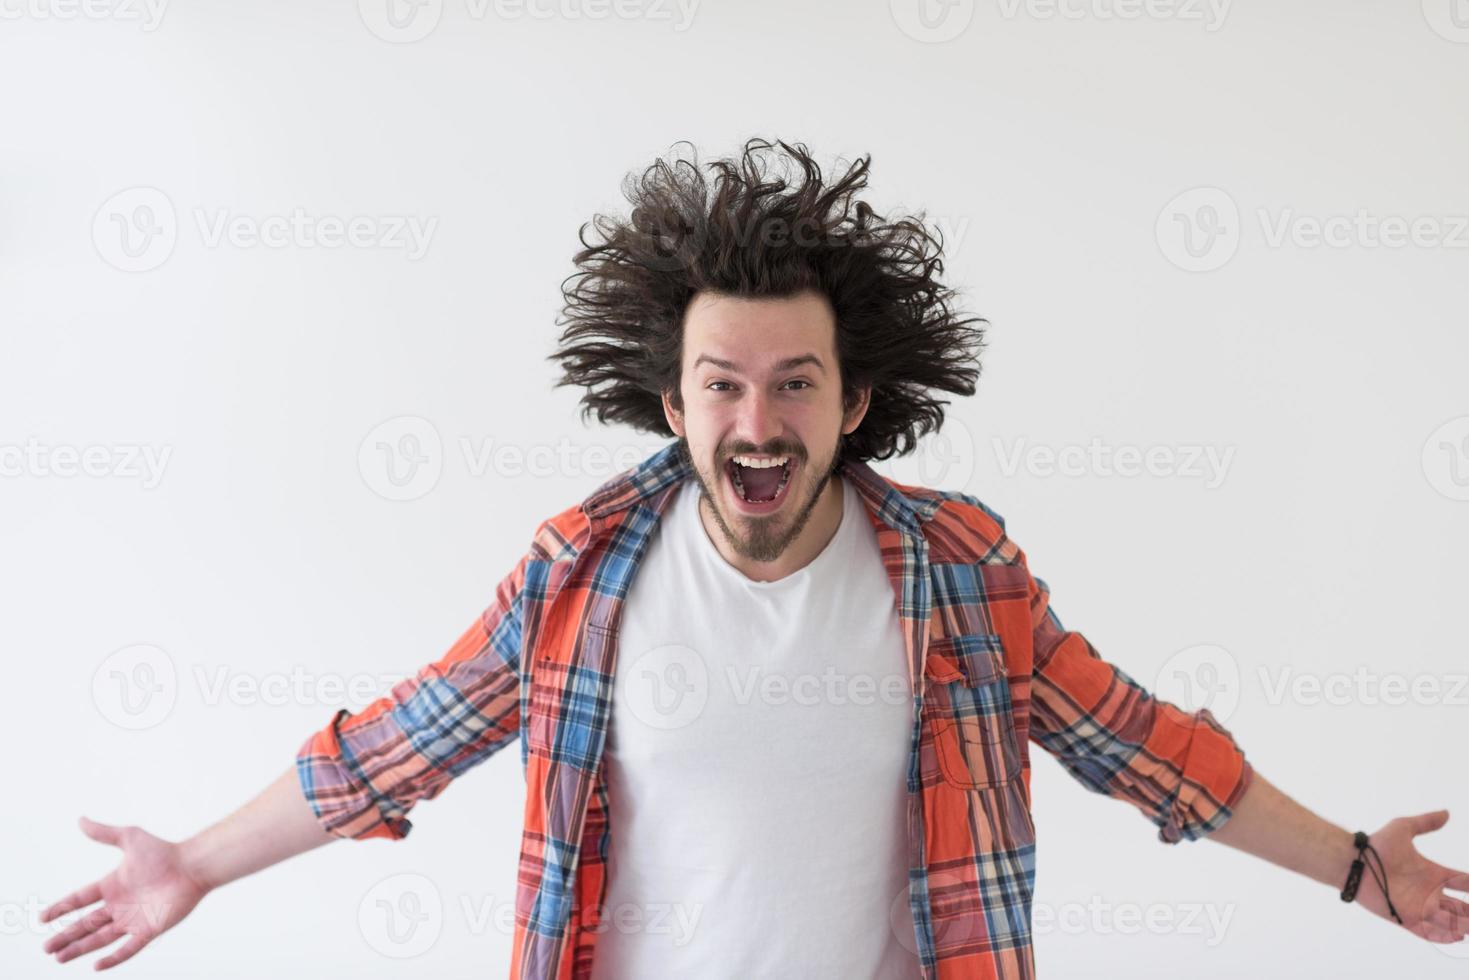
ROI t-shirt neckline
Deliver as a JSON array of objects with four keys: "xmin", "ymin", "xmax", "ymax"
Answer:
[{"xmin": 681, "ymin": 474, "xmax": 853, "ymax": 589}]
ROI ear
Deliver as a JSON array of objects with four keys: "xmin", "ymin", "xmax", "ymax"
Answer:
[
  {"xmin": 841, "ymin": 386, "xmax": 871, "ymax": 435},
  {"xmin": 661, "ymin": 388, "xmax": 686, "ymax": 437}
]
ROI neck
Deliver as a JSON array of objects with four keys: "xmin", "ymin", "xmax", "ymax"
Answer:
[{"xmin": 699, "ymin": 472, "xmax": 846, "ymax": 583}]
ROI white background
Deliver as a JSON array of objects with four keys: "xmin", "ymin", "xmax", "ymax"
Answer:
[{"xmin": 3, "ymin": 1, "xmax": 1468, "ymax": 977}]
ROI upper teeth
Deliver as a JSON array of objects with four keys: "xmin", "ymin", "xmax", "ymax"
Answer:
[{"xmin": 732, "ymin": 455, "xmax": 789, "ymax": 468}]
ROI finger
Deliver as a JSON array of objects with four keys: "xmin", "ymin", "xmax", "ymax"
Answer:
[
  {"xmin": 94, "ymin": 932, "xmax": 148, "ymax": 971},
  {"xmin": 1443, "ymin": 871, "xmax": 1469, "ymax": 894},
  {"xmin": 1442, "ymin": 895, "xmax": 1469, "ymax": 921},
  {"xmin": 1408, "ymin": 809, "xmax": 1451, "ymax": 836},
  {"xmin": 41, "ymin": 906, "xmax": 111, "ymax": 954},
  {"xmin": 53, "ymin": 922, "xmax": 125, "ymax": 964},
  {"xmin": 41, "ymin": 882, "xmax": 103, "ymax": 923},
  {"xmin": 78, "ymin": 816, "xmax": 123, "ymax": 847}
]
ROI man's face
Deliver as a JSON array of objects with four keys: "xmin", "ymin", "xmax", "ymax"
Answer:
[{"xmin": 662, "ymin": 289, "xmax": 869, "ymax": 563}]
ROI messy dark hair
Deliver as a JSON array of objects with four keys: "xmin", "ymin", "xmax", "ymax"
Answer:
[{"xmin": 548, "ymin": 137, "xmax": 987, "ymax": 462}]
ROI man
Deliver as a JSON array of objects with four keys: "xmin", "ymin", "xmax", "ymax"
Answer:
[{"xmin": 41, "ymin": 138, "xmax": 1469, "ymax": 978}]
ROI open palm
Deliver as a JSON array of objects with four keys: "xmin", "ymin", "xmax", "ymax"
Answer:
[
  {"xmin": 41, "ymin": 816, "xmax": 211, "ymax": 970},
  {"xmin": 1357, "ymin": 810, "xmax": 1469, "ymax": 943}
]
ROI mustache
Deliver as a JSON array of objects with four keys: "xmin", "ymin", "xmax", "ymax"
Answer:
[{"xmin": 718, "ymin": 440, "xmax": 807, "ymax": 462}]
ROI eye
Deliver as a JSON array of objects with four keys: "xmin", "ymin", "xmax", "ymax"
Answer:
[
  {"xmin": 782, "ymin": 379, "xmax": 812, "ymax": 391},
  {"xmin": 707, "ymin": 380, "xmax": 735, "ymax": 392}
]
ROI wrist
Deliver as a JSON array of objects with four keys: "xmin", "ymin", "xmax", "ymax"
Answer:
[
  {"xmin": 1335, "ymin": 827, "xmax": 1405, "ymax": 924},
  {"xmin": 177, "ymin": 833, "xmax": 223, "ymax": 894},
  {"xmin": 1308, "ymin": 825, "xmax": 1362, "ymax": 893}
]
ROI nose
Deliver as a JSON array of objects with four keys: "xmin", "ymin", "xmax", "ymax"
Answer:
[{"xmin": 733, "ymin": 388, "xmax": 784, "ymax": 450}]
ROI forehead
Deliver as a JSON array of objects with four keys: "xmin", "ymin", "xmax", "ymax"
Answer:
[{"xmin": 681, "ymin": 290, "xmax": 836, "ymax": 373}]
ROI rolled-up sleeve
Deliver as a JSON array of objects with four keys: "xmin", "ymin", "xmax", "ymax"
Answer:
[
  {"xmin": 1019, "ymin": 546, "xmax": 1254, "ymax": 844},
  {"xmin": 295, "ymin": 553, "xmax": 529, "ymax": 840}
]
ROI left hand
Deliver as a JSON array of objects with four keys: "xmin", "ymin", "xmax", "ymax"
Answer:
[{"xmin": 1356, "ymin": 810, "xmax": 1469, "ymax": 943}]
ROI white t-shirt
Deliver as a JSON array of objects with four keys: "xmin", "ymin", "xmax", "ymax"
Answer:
[{"xmin": 588, "ymin": 475, "xmax": 920, "ymax": 980}]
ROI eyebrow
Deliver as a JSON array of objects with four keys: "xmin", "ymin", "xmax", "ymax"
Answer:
[{"xmin": 692, "ymin": 353, "xmax": 827, "ymax": 374}]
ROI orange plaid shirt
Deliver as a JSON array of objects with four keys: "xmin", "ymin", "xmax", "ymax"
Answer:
[{"xmin": 297, "ymin": 439, "xmax": 1254, "ymax": 979}]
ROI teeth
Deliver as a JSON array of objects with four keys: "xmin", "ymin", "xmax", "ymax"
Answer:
[
  {"xmin": 728, "ymin": 456, "xmax": 792, "ymax": 503},
  {"xmin": 731, "ymin": 455, "xmax": 790, "ymax": 469}
]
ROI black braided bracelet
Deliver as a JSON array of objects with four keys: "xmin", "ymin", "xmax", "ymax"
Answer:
[{"xmin": 1340, "ymin": 830, "xmax": 1403, "ymax": 924}]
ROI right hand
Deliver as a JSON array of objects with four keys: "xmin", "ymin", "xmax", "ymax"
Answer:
[{"xmin": 41, "ymin": 816, "xmax": 212, "ymax": 970}]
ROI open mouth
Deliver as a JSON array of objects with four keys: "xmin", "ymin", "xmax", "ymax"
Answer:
[{"xmin": 724, "ymin": 454, "xmax": 795, "ymax": 509}]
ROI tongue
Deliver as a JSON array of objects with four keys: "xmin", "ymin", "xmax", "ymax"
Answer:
[{"xmin": 738, "ymin": 463, "xmax": 784, "ymax": 502}]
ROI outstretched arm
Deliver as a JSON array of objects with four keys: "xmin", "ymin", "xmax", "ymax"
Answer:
[
  {"xmin": 41, "ymin": 767, "xmax": 333, "ymax": 970},
  {"xmin": 1207, "ymin": 769, "xmax": 1469, "ymax": 944},
  {"xmin": 1013, "ymin": 540, "xmax": 1469, "ymax": 946},
  {"xmin": 41, "ymin": 548, "xmax": 532, "ymax": 970},
  {"xmin": 180, "ymin": 765, "xmax": 338, "ymax": 888}
]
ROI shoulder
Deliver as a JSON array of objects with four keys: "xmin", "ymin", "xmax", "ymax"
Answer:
[
  {"xmin": 889, "ymin": 479, "xmax": 1021, "ymax": 566},
  {"xmin": 526, "ymin": 463, "xmax": 674, "ymax": 564}
]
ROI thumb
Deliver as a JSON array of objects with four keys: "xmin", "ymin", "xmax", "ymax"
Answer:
[
  {"xmin": 78, "ymin": 815, "xmax": 122, "ymax": 846},
  {"xmin": 1408, "ymin": 809, "xmax": 1450, "ymax": 836}
]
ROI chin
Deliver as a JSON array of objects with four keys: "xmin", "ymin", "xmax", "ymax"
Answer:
[{"xmin": 711, "ymin": 462, "xmax": 831, "ymax": 563}]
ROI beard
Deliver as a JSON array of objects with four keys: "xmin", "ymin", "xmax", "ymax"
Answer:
[{"xmin": 677, "ymin": 433, "xmax": 842, "ymax": 563}]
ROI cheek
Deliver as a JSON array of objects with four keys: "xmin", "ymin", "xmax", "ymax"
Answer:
[
  {"xmin": 791, "ymin": 405, "xmax": 844, "ymax": 446},
  {"xmin": 677, "ymin": 417, "xmax": 724, "ymax": 467},
  {"xmin": 681, "ymin": 404, "xmax": 733, "ymax": 442}
]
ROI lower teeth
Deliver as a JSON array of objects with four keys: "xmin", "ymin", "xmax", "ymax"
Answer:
[{"xmin": 732, "ymin": 463, "xmax": 790, "ymax": 504}]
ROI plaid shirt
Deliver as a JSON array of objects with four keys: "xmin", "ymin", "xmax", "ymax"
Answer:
[{"xmin": 296, "ymin": 439, "xmax": 1254, "ymax": 980}]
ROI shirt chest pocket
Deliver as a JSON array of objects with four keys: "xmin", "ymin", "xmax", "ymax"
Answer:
[{"xmin": 922, "ymin": 632, "xmax": 1023, "ymax": 790}]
